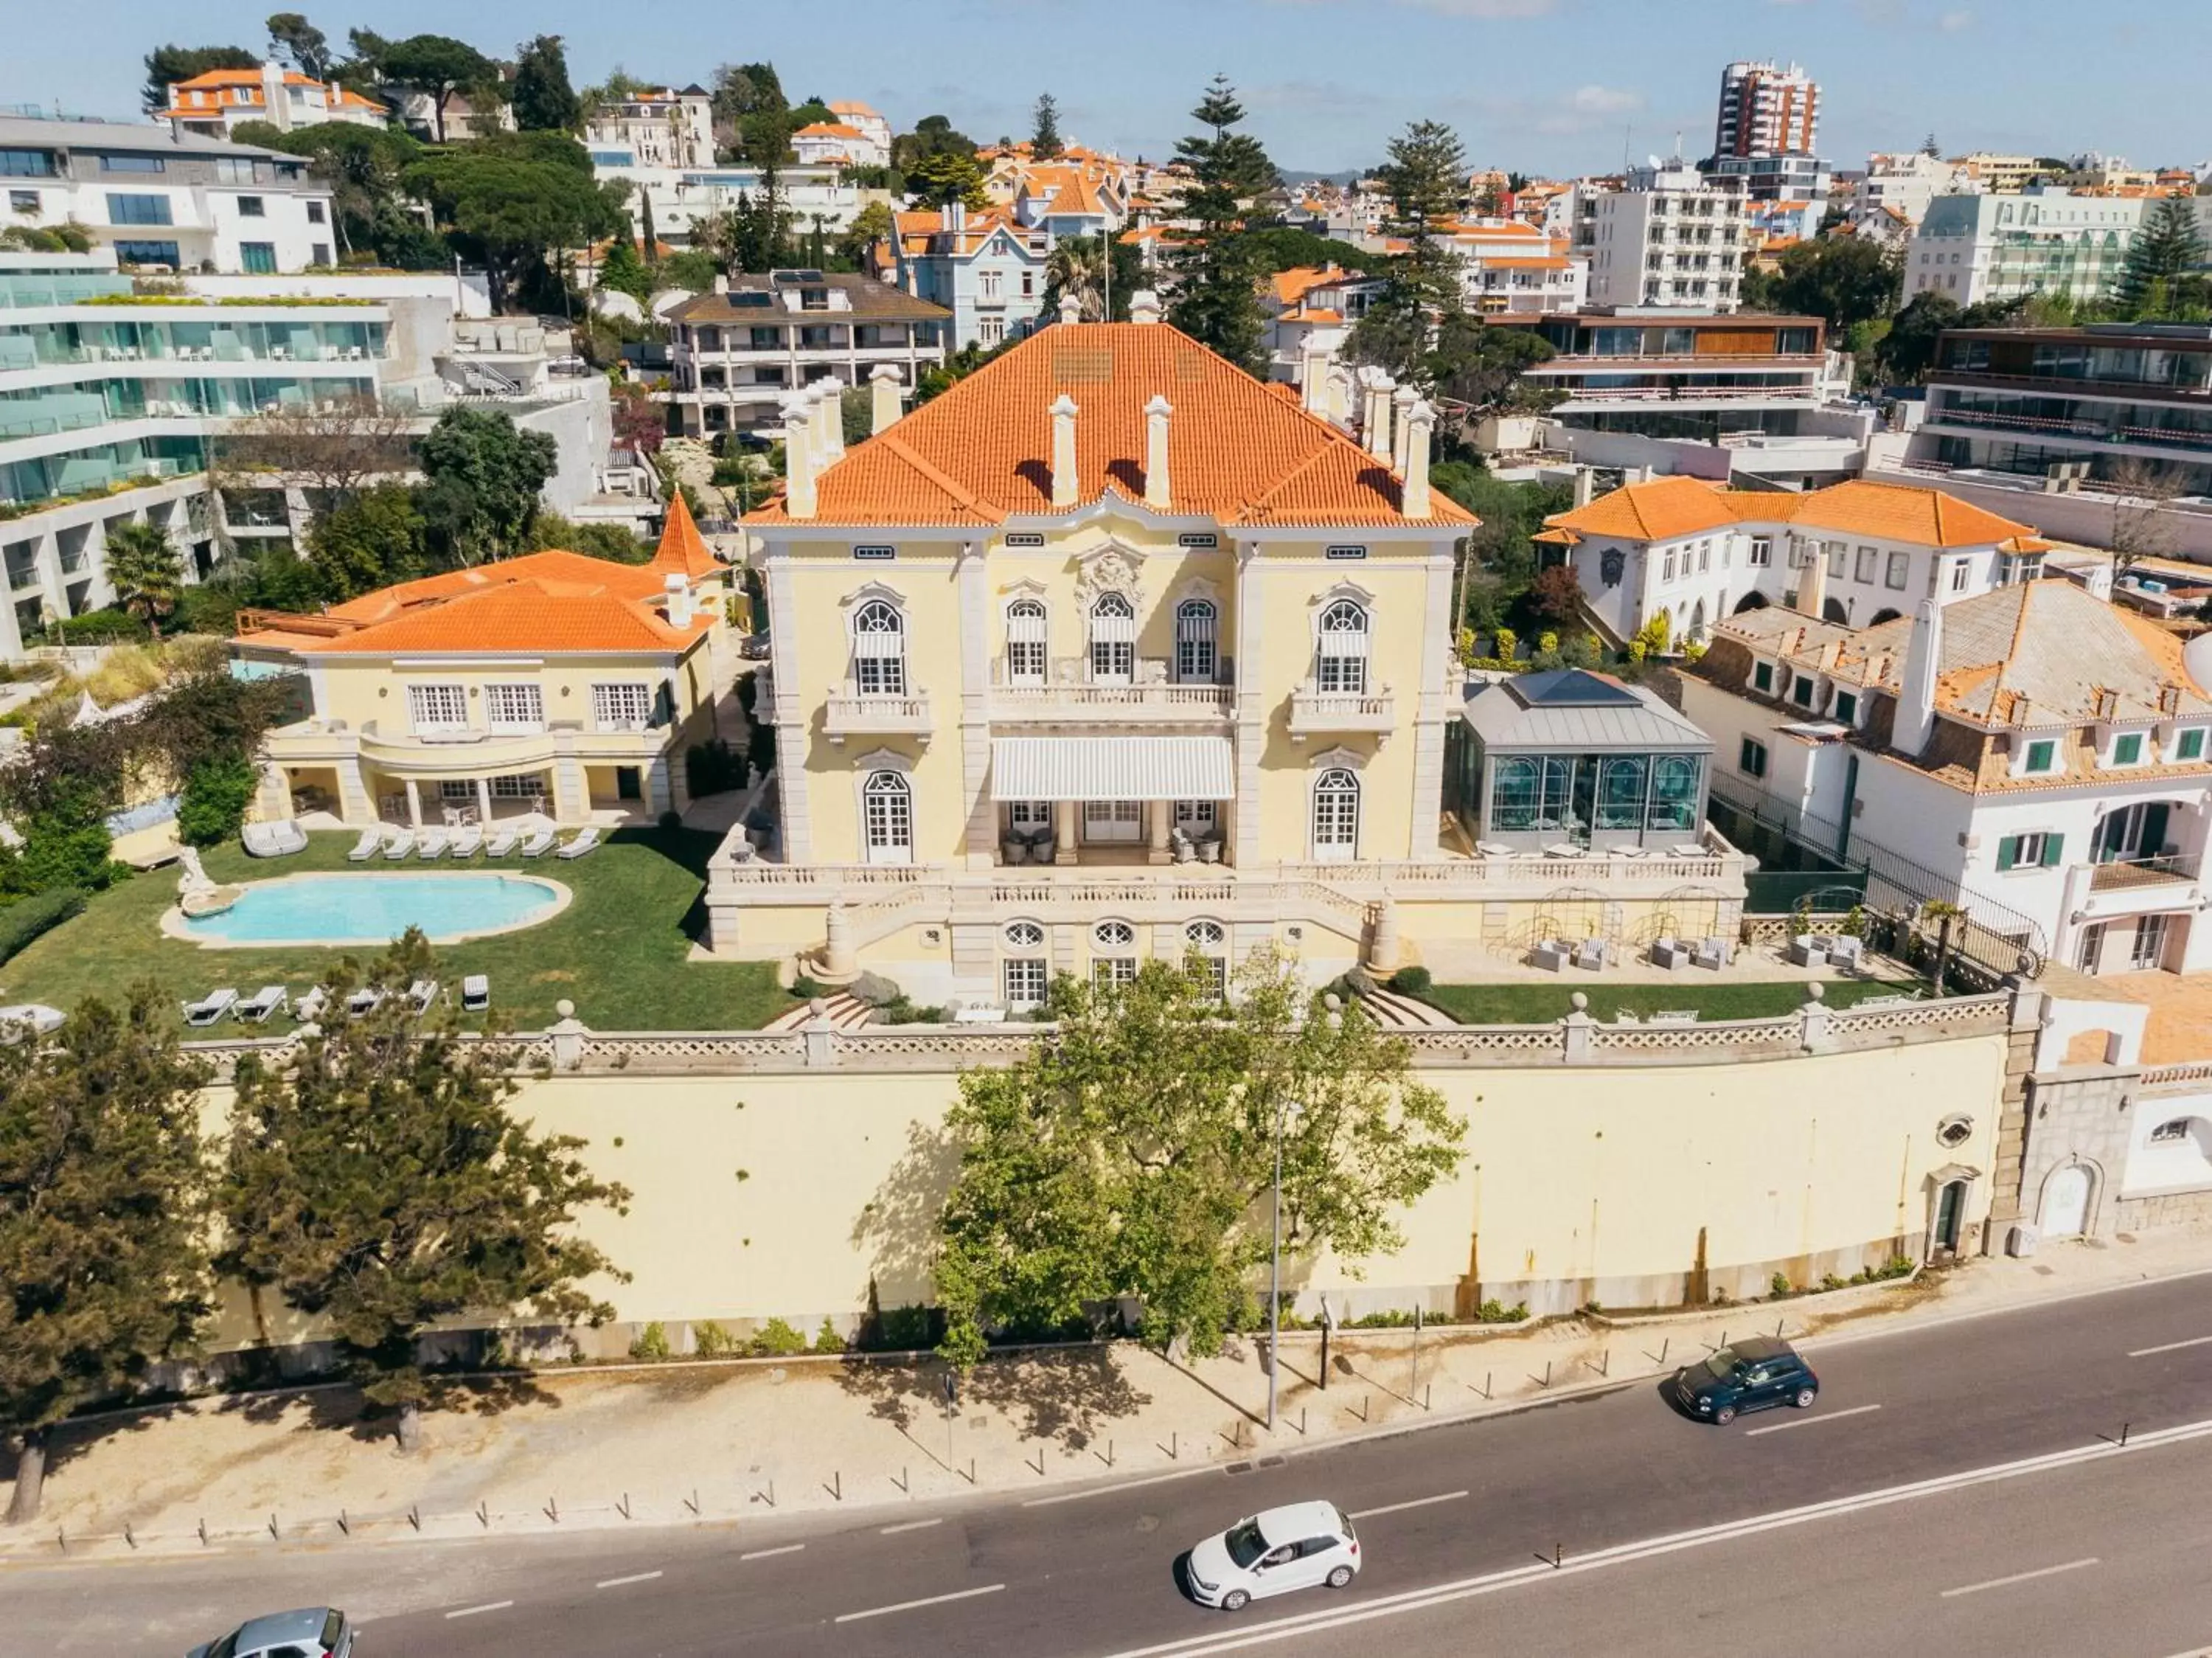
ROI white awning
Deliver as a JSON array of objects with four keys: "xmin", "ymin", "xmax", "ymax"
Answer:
[{"xmin": 991, "ymin": 736, "xmax": 1235, "ymax": 802}]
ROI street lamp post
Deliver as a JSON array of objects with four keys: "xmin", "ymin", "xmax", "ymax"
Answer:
[{"xmin": 1267, "ymin": 1093, "xmax": 1284, "ymax": 1432}]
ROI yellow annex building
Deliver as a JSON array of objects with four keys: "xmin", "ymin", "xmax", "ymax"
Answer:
[
  {"xmin": 236, "ymin": 496, "xmax": 734, "ymax": 828},
  {"xmin": 710, "ymin": 296, "xmax": 1754, "ymax": 1005}
]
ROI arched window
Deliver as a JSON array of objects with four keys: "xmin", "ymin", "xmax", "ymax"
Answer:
[
  {"xmin": 1089, "ymin": 592, "xmax": 1135, "ymax": 684},
  {"xmin": 1093, "ymin": 920, "xmax": 1135, "ymax": 948},
  {"xmin": 1004, "ymin": 920, "xmax": 1044, "ymax": 948},
  {"xmin": 1316, "ymin": 600, "xmax": 1369, "ymax": 694},
  {"xmin": 852, "ymin": 599, "xmax": 906, "ymax": 696},
  {"xmin": 2150, "ymin": 1118, "xmax": 2191, "ymax": 1143},
  {"xmin": 1175, "ymin": 599, "xmax": 1217, "ymax": 683},
  {"xmin": 1312, "ymin": 767, "xmax": 1360, "ymax": 860},
  {"xmin": 1006, "ymin": 598, "xmax": 1047, "ymax": 684},
  {"xmin": 861, "ymin": 769, "xmax": 911, "ymax": 864},
  {"xmin": 1092, "ymin": 918, "xmax": 1137, "ymax": 986},
  {"xmin": 1185, "ymin": 920, "xmax": 1225, "ymax": 948},
  {"xmin": 1688, "ymin": 598, "xmax": 1708, "ymax": 644},
  {"xmin": 1647, "ymin": 755, "xmax": 1701, "ymax": 832}
]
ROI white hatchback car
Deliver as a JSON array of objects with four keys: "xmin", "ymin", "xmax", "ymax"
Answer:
[{"xmin": 1186, "ymin": 1500, "xmax": 1361, "ymax": 1611}]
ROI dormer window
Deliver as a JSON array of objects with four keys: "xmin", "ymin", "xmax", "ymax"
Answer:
[
  {"xmin": 2112, "ymin": 732, "xmax": 2146, "ymax": 768},
  {"xmin": 2176, "ymin": 727, "xmax": 2206, "ymax": 763},
  {"xmin": 2020, "ymin": 738, "xmax": 2059, "ymax": 777},
  {"xmin": 1752, "ymin": 661, "xmax": 1774, "ymax": 695}
]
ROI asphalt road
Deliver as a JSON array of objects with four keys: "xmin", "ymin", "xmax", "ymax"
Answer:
[{"xmin": 8, "ymin": 1270, "xmax": 2212, "ymax": 1658}]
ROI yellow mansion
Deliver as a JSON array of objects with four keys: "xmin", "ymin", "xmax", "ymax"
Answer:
[{"xmin": 709, "ymin": 297, "xmax": 1751, "ymax": 1005}]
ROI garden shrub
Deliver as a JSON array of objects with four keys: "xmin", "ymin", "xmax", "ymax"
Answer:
[
  {"xmin": 684, "ymin": 738, "xmax": 748, "ymax": 798},
  {"xmin": 750, "ymin": 1317, "xmax": 808, "ymax": 1357},
  {"xmin": 628, "ymin": 1321, "xmax": 672, "ymax": 1361},
  {"xmin": 813, "ymin": 1317, "xmax": 844, "ymax": 1354},
  {"xmin": 1388, "ymin": 965, "xmax": 1433, "ymax": 995},
  {"xmin": 178, "ymin": 754, "xmax": 257, "ymax": 847},
  {"xmin": 0, "ymin": 886, "xmax": 85, "ymax": 964},
  {"xmin": 692, "ymin": 1320, "xmax": 736, "ymax": 1356},
  {"xmin": 55, "ymin": 608, "xmax": 148, "ymax": 645}
]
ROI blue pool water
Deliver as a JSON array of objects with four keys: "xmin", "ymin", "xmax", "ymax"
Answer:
[{"xmin": 181, "ymin": 873, "xmax": 563, "ymax": 946}]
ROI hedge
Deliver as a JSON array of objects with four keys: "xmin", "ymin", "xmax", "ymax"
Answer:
[{"xmin": 0, "ymin": 886, "xmax": 86, "ymax": 965}]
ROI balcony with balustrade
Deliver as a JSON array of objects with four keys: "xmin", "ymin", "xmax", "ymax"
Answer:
[
  {"xmin": 987, "ymin": 654, "xmax": 1234, "ymax": 726},
  {"xmin": 823, "ymin": 681, "xmax": 936, "ymax": 741},
  {"xmin": 1287, "ymin": 676, "xmax": 1397, "ymax": 739}
]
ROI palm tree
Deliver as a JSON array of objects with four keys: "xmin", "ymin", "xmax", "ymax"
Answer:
[
  {"xmin": 102, "ymin": 519, "xmax": 184, "ymax": 640},
  {"xmin": 1043, "ymin": 236, "xmax": 1107, "ymax": 322}
]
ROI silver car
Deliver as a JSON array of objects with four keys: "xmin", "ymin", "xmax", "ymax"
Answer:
[{"xmin": 187, "ymin": 1606, "xmax": 353, "ymax": 1658}]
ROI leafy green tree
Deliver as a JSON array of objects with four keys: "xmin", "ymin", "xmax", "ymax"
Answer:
[
  {"xmin": 933, "ymin": 949, "xmax": 1464, "ymax": 1364},
  {"xmin": 1243, "ymin": 226, "xmax": 1368, "ymax": 276},
  {"xmin": 908, "ymin": 150, "xmax": 989, "ymax": 211},
  {"xmin": 142, "ymin": 44, "xmax": 257, "ymax": 115},
  {"xmin": 1044, "ymin": 235, "xmax": 1107, "ymax": 322},
  {"xmin": 1031, "ymin": 92, "xmax": 1064, "ymax": 159},
  {"xmin": 217, "ymin": 932, "xmax": 630, "ymax": 1451},
  {"xmin": 101, "ymin": 521, "xmax": 184, "ymax": 641},
  {"xmin": 1, "ymin": 990, "xmax": 212, "ymax": 1522},
  {"xmin": 265, "ymin": 12, "xmax": 333, "ymax": 80},
  {"xmin": 892, "ymin": 114, "xmax": 976, "ymax": 173},
  {"xmin": 838, "ymin": 201, "xmax": 895, "ymax": 269},
  {"xmin": 1165, "ymin": 76, "xmax": 1276, "ymax": 374},
  {"xmin": 2116, "ymin": 195, "xmax": 2211, "ymax": 318},
  {"xmin": 511, "ymin": 35, "xmax": 582, "ymax": 133},
  {"xmin": 1426, "ymin": 310, "xmax": 1557, "ymax": 426},
  {"xmin": 1759, "ymin": 236, "xmax": 1902, "ymax": 331},
  {"xmin": 404, "ymin": 131, "xmax": 628, "ymax": 311},
  {"xmin": 373, "ymin": 34, "xmax": 502, "ymax": 142},
  {"xmin": 235, "ymin": 120, "xmax": 442, "ymax": 267},
  {"xmin": 597, "ymin": 232, "xmax": 651, "ymax": 302},
  {"xmin": 1870, "ymin": 289, "xmax": 2019, "ymax": 384},
  {"xmin": 524, "ymin": 512, "xmax": 651, "ymax": 563},
  {"xmin": 307, "ymin": 482, "xmax": 430, "ymax": 598},
  {"xmin": 177, "ymin": 754, "xmax": 258, "ymax": 846},
  {"xmin": 417, "ymin": 406, "xmax": 559, "ymax": 565},
  {"xmin": 711, "ymin": 60, "xmax": 785, "ymax": 141}
]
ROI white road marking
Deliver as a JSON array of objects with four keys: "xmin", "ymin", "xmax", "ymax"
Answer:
[
  {"xmin": 834, "ymin": 1583, "xmax": 1006, "ymax": 1623},
  {"xmin": 1091, "ymin": 1417, "xmax": 2212, "ymax": 1657},
  {"xmin": 1348, "ymin": 1490, "xmax": 1470, "ymax": 1519},
  {"xmin": 443, "ymin": 1601, "xmax": 514, "ymax": 1620},
  {"xmin": 880, "ymin": 1516, "xmax": 945, "ymax": 1534},
  {"xmin": 739, "ymin": 1543, "xmax": 806, "ymax": 1561},
  {"xmin": 2128, "ymin": 1333, "xmax": 2212, "ymax": 1358},
  {"xmin": 595, "ymin": 1570, "xmax": 664, "ymax": 1589},
  {"xmin": 1939, "ymin": 1557, "xmax": 2100, "ymax": 1598},
  {"xmin": 1745, "ymin": 1404, "xmax": 1882, "ymax": 1437}
]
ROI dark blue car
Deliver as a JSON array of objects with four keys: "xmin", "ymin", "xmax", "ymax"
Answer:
[{"xmin": 1673, "ymin": 1335, "xmax": 1820, "ymax": 1424}]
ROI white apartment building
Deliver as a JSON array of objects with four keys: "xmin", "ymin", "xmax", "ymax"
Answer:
[
  {"xmin": 1574, "ymin": 159, "xmax": 1745, "ymax": 312},
  {"xmin": 0, "ymin": 252, "xmax": 613, "ymax": 658},
  {"xmin": 585, "ymin": 160, "xmax": 867, "ymax": 245},
  {"xmin": 1907, "ymin": 192, "xmax": 2154, "ymax": 307},
  {"xmin": 1714, "ymin": 59, "xmax": 1820, "ymax": 162},
  {"xmin": 891, "ymin": 203, "xmax": 1049, "ymax": 350},
  {"xmin": 0, "ymin": 113, "xmax": 338, "ymax": 275},
  {"xmin": 827, "ymin": 102, "xmax": 893, "ymax": 156},
  {"xmin": 1534, "ymin": 474, "xmax": 2051, "ymax": 648},
  {"xmin": 662, "ymin": 271, "xmax": 949, "ymax": 437},
  {"xmin": 792, "ymin": 122, "xmax": 890, "ymax": 169},
  {"xmin": 1852, "ymin": 151, "xmax": 1979, "ymax": 229},
  {"xmin": 158, "ymin": 60, "xmax": 388, "ymax": 141},
  {"xmin": 1682, "ymin": 581, "xmax": 2212, "ymax": 979},
  {"xmin": 582, "ymin": 86, "xmax": 716, "ymax": 172},
  {"xmin": 1443, "ymin": 219, "xmax": 1587, "ymax": 316}
]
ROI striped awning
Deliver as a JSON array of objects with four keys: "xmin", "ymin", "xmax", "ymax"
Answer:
[{"xmin": 991, "ymin": 736, "xmax": 1235, "ymax": 802}]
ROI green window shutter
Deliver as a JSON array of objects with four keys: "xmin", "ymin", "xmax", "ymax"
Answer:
[
  {"xmin": 1996, "ymin": 836, "xmax": 2017, "ymax": 872},
  {"xmin": 2041, "ymin": 833, "xmax": 2065, "ymax": 867}
]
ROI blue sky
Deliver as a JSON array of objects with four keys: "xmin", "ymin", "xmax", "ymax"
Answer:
[{"xmin": 16, "ymin": 0, "xmax": 2211, "ymax": 178}]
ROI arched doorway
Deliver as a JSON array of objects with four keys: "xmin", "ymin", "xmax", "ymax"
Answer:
[
  {"xmin": 1823, "ymin": 597, "xmax": 1849, "ymax": 625},
  {"xmin": 1870, "ymin": 607, "xmax": 1902, "ymax": 625},
  {"xmin": 1732, "ymin": 591, "xmax": 1770, "ymax": 614},
  {"xmin": 1688, "ymin": 597, "xmax": 1708, "ymax": 643},
  {"xmin": 2041, "ymin": 1164, "xmax": 2092, "ymax": 1238}
]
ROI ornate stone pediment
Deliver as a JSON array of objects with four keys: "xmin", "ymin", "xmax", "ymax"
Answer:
[{"xmin": 1074, "ymin": 544, "xmax": 1146, "ymax": 614}]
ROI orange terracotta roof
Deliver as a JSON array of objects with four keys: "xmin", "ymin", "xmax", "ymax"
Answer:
[
  {"xmin": 828, "ymin": 100, "xmax": 880, "ymax": 115},
  {"xmin": 1270, "ymin": 266, "xmax": 1344, "ymax": 306},
  {"xmin": 1274, "ymin": 306, "xmax": 1346, "ymax": 325},
  {"xmin": 1481, "ymin": 255, "xmax": 1569, "ymax": 271},
  {"xmin": 795, "ymin": 122, "xmax": 866, "ymax": 139},
  {"xmin": 237, "ymin": 549, "xmax": 715, "ymax": 657},
  {"xmin": 1545, "ymin": 476, "xmax": 2039, "ymax": 548},
  {"xmin": 747, "ymin": 322, "xmax": 1476, "ymax": 530},
  {"xmin": 163, "ymin": 70, "xmax": 387, "ymax": 118},
  {"xmin": 650, "ymin": 490, "xmax": 722, "ymax": 580}
]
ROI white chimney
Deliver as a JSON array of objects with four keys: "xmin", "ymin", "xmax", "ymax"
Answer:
[
  {"xmin": 262, "ymin": 60, "xmax": 292, "ymax": 132},
  {"xmin": 1144, "ymin": 395, "xmax": 1172, "ymax": 510},
  {"xmin": 781, "ymin": 393, "xmax": 816, "ymax": 520},
  {"xmin": 1129, "ymin": 288, "xmax": 1162, "ymax": 325},
  {"xmin": 811, "ymin": 378, "xmax": 843, "ymax": 462},
  {"xmin": 1795, "ymin": 537, "xmax": 1827, "ymax": 620},
  {"xmin": 664, "ymin": 572, "xmax": 694, "ymax": 628},
  {"xmin": 1894, "ymin": 598, "xmax": 1942, "ymax": 755},
  {"xmin": 869, "ymin": 362, "xmax": 903, "ymax": 436},
  {"xmin": 1301, "ymin": 340, "xmax": 1331, "ymax": 414},
  {"xmin": 1402, "ymin": 400, "xmax": 1435, "ymax": 519},
  {"xmin": 1391, "ymin": 382, "xmax": 1419, "ymax": 473},
  {"xmin": 1058, "ymin": 292, "xmax": 1083, "ymax": 327},
  {"xmin": 1049, "ymin": 393, "xmax": 1080, "ymax": 507},
  {"xmin": 712, "ymin": 272, "xmax": 729, "ymax": 295},
  {"xmin": 1362, "ymin": 369, "xmax": 1396, "ymax": 459},
  {"xmin": 946, "ymin": 197, "xmax": 966, "ymax": 238}
]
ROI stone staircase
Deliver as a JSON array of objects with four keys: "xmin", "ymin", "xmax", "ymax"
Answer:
[
  {"xmin": 1354, "ymin": 983, "xmax": 1459, "ymax": 1029},
  {"xmin": 763, "ymin": 991, "xmax": 873, "ymax": 1032}
]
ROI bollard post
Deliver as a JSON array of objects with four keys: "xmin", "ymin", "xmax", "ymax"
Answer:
[
  {"xmin": 1425, "ymin": 1383, "xmax": 1432, "ymax": 1412},
  {"xmin": 1301, "ymin": 1406, "xmax": 1308, "ymax": 1436},
  {"xmin": 1776, "ymin": 1317, "xmax": 1786, "ymax": 1339},
  {"xmin": 268, "ymin": 1512, "xmax": 279, "ymax": 1541},
  {"xmin": 337, "ymin": 1509, "xmax": 349, "ymax": 1537},
  {"xmin": 476, "ymin": 1502, "xmax": 490, "ymax": 1529},
  {"xmin": 687, "ymin": 1488, "xmax": 699, "ymax": 1517},
  {"xmin": 830, "ymin": 1471, "xmax": 842, "ymax": 1502},
  {"xmin": 199, "ymin": 1517, "xmax": 209, "ymax": 1547},
  {"xmin": 125, "ymin": 1521, "xmax": 136, "ymax": 1550},
  {"xmin": 2122, "ymin": 1421, "xmax": 2131, "ymax": 1447},
  {"xmin": 618, "ymin": 1492, "xmax": 631, "ymax": 1521}
]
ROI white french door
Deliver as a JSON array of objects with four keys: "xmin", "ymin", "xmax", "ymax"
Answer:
[{"xmin": 1082, "ymin": 800, "xmax": 1143, "ymax": 842}]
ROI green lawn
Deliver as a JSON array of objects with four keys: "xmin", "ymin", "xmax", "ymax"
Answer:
[
  {"xmin": 1420, "ymin": 977, "xmax": 1923, "ymax": 1026},
  {"xmin": 1, "ymin": 829, "xmax": 797, "ymax": 1034}
]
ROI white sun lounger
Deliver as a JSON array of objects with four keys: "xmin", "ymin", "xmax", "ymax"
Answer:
[
  {"xmin": 554, "ymin": 826, "xmax": 602, "ymax": 860},
  {"xmin": 483, "ymin": 827, "xmax": 518, "ymax": 857},
  {"xmin": 347, "ymin": 828, "xmax": 383, "ymax": 861},
  {"xmin": 183, "ymin": 988, "xmax": 239, "ymax": 1025},
  {"xmin": 461, "ymin": 974, "xmax": 490, "ymax": 1012},
  {"xmin": 347, "ymin": 985, "xmax": 386, "ymax": 1016},
  {"xmin": 414, "ymin": 828, "xmax": 451, "ymax": 860},
  {"xmin": 407, "ymin": 979, "xmax": 439, "ymax": 1015},
  {"xmin": 241, "ymin": 820, "xmax": 309, "ymax": 858},
  {"xmin": 380, "ymin": 829, "xmax": 417, "ymax": 861},
  {"xmin": 517, "ymin": 828, "xmax": 556, "ymax": 858},
  {"xmin": 450, "ymin": 825, "xmax": 484, "ymax": 859},
  {"xmin": 235, "ymin": 985, "xmax": 288, "ymax": 1023}
]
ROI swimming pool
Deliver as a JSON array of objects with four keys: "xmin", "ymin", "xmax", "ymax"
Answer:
[{"xmin": 172, "ymin": 873, "xmax": 569, "ymax": 948}]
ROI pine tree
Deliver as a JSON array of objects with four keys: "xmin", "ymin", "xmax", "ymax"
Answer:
[
  {"xmin": 1165, "ymin": 75, "xmax": 1278, "ymax": 375},
  {"xmin": 1031, "ymin": 93, "xmax": 1063, "ymax": 160},
  {"xmin": 2115, "ymin": 195, "xmax": 2209, "ymax": 318},
  {"xmin": 1348, "ymin": 119, "xmax": 1470, "ymax": 384},
  {"xmin": 218, "ymin": 932, "xmax": 630, "ymax": 1453},
  {"xmin": 510, "ymin": 35, "xmax": 582, "ymax": 132},
  {"xmin": 1, "ymin": 991, "xmax": 212, "ymax": 1522}
]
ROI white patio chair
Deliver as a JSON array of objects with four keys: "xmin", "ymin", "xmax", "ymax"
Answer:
[
  {"xmin": 461, "ymin": 974, "xmax": 490, "ymax": 1012},
  {"xmin": 483, "ymin": 827, "xmax": 519, "ymax": 857},
  {"xmin": 234, "ymin": 985, "xmax": 288, "ymax": 1023},
  {"xmin": 555, "ymin": 826, "xmax": 602, "ymax": 860},
  {"xmin": 380, "ymin": 829, "xmax": 417, "ymax": 860},
  {"xmin": 182, "ymin": 988, "xmax": 238, "ymax": 1025},
  {"xmin": 347, "ymin": 828, "xmax": 383, "ymax": 861},
  {"xmin": 517, "ymin": 828, "xmax": 557, "ymax": 858}
]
